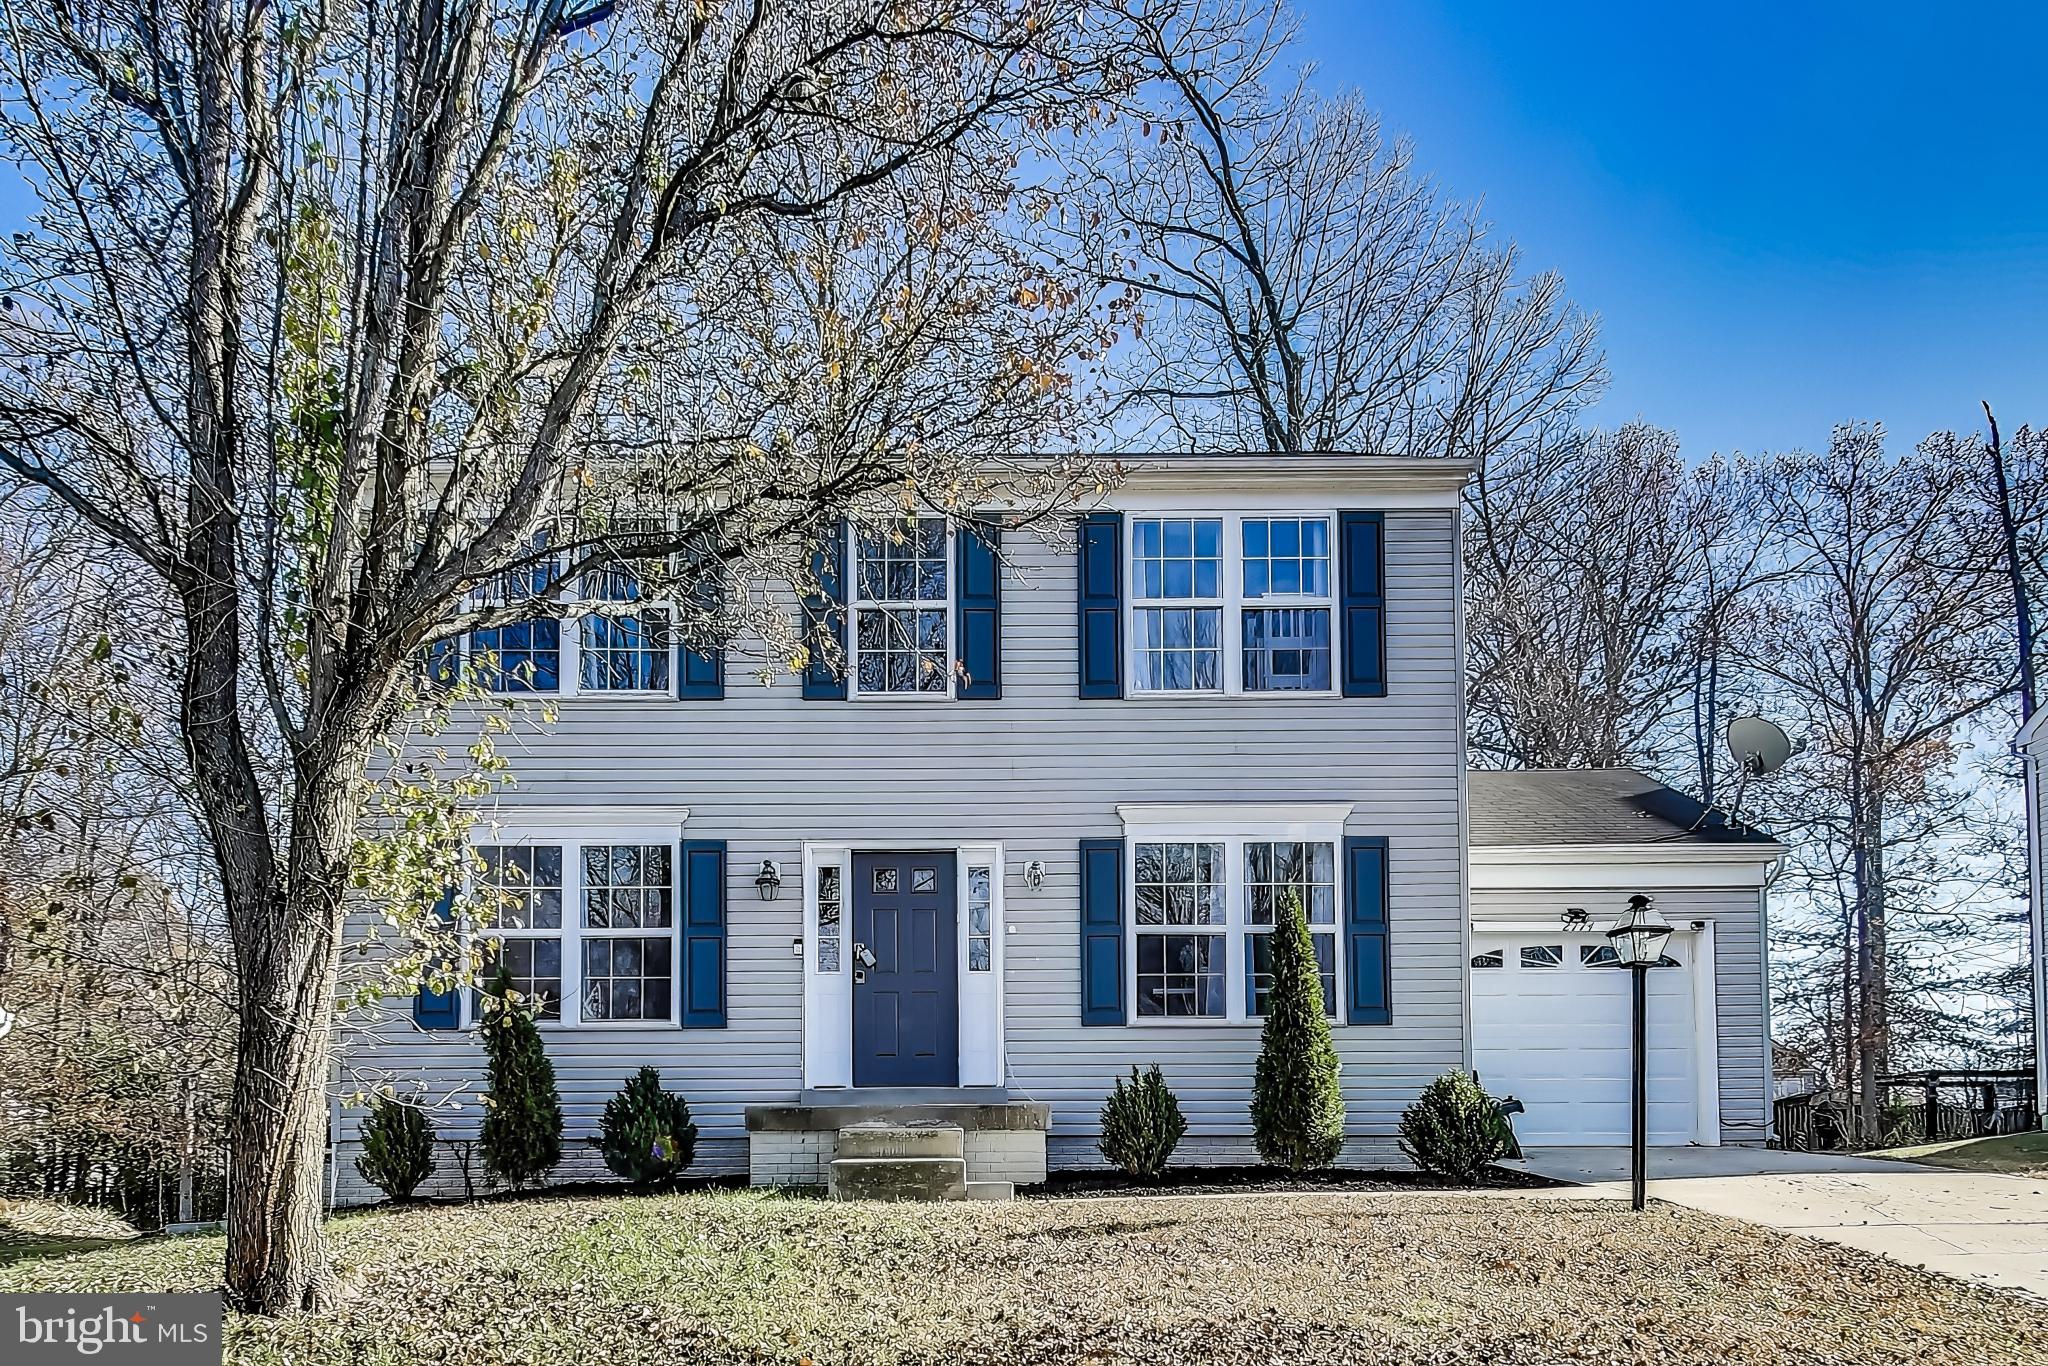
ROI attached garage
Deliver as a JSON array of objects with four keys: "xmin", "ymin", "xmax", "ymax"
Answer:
[
  {"xmin": 1466, "ymin": 769, "xmax": 1786, "ymax": 1149},
  {"xmin": 1470, "ymin": 929, "xmax": 1706, "ymax": 1146}
]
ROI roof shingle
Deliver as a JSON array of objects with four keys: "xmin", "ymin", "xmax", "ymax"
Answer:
[{"xmin": 1467, "ymin": 768, "xmax": 1779, "ymax": 847}]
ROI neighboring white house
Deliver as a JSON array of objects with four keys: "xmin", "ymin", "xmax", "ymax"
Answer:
[
  {"xmin": 1466, "ymin": 769, "xmax": 1784, "ymax": 1149},
  {"xmin": 2014, "ymin": 710, "xmax": 2048, "ymax": 1123},
  {"xmin": 333, "ymin": 454, "xmax": 1787, "ymax": 1202}
]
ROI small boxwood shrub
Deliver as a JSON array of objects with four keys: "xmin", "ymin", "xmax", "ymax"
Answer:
[
  {"xmin": 1250, "ymin": 887, "xmax": 1346, "ymax": 1170},
  {"xmin": 599, "ymin": 1067, "xmax": 699, "ymax": 1187},
  {"xmin": 1098, "ymin": 1064, "xmax": 1188, "ymax": 1180},
  {"xmin": 355, "ymin": 1096, "xmax": 436, "ymax": 1202},
  {"xmin": 1399, "ymin": 1070, "xmax": 1512, "ymax": 1183}
]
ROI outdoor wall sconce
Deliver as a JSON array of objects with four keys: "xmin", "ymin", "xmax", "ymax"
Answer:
[
  {"xmin": 1022, "ymin": 859, "xmax": 1046, "ymax": 889},
  {"xmin": 756, "ymin": 859, "xmax": 783, "ymax": 901}
]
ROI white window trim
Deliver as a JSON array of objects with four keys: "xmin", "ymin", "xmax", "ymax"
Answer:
[
  {"xmin": 462, "ymin": 821, "xmax": 687, "ymax": 1030},
  {"xmin": 1123, "ymin": 510, "xmax": 1338, "ymax": 699},
  {"xmin": 470, "ymin": 537, "xmax": 682, "ymax": 701},
  {"xmin": 1117, "ymin": 803, "xmax": 1353, "ymax": 1026},
  {"xmin": 847, "ymin": 516, "xmax": 957, "ymax": 701}
]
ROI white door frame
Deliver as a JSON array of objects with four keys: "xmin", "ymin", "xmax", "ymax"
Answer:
[
  {"xmin": 1470, "ymin": 922, "xmax": 1721, "ymax": 1146},
  {"xmin": 801, "ymin": 841, "xmax": 1006, "ymax": 1089}
]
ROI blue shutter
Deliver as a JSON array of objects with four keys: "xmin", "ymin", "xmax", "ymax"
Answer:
[
  {"xmin": 1344, "ymin": 836, "xmax": 1391, "ymax": 1025},
  {"xmin": 1339, "ymin": 511, "xmax": 1386, "ymax": 698},
  {"xmin": 955, "ymin": 522, "xmax": 1002, "ymax": 699},
  {"xmin": 681, "ymin": 839, "xmax": 727, "ymax": 1027},
  {"xmin": 678, "ymin": 641, "xmax": 723, "ymax": 699},
  {"xmin": 1076, "ymin": 511, "xmax": 1123, "ymax": 699},
  {"xmin": 1079, "ymin": 838, "xmax": 1126, "ymax": 1024},
  {"xmin": 421, "ymin": 638, "xmax": 461, "ymax": 690},
  {"xmin": 412, "ymin": 886, "xmax": 461, "ymax": 1030},
  {"xmin": 802, "ymin": 522, "xmax": 847, "ymax": 700},
  {"xmin": 677, "ymin": 542, "xmax": 726, "ymax": 700}
]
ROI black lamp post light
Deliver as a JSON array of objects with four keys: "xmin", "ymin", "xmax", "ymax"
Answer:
[{"xmin": 1604, "ymin": 893, "xmax": 1675, "ymax": 1211}]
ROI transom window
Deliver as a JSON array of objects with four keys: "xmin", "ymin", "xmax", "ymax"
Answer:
[
  {"xmin": 853, "ymin": 517, "xmax": 950, "ymax": 695},
  {"xmin": 1126, "ymin": 831, "xmax": 1343, "ymax": 1024},
  {"xmin": 466, "ymin": 837, "xmax": 678, "ymax": 1027},
  {"xmin": 1127, "ymin": 514, "xmax": 1336, "ymax": 695}
]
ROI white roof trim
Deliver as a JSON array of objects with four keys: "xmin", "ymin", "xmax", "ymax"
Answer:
[
  {"xmin": 1117, "ymin": 801, "xmax": 1356, "ymax": 834},
  {"xmin": 1471, "ymin": 840, "xmax": 1782, "ymax": 893},
  {"xmin": 2016, "ymin": 706, "xmax": 2048, "ymax": 751}
]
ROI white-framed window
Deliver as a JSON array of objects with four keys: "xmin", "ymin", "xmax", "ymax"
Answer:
[
  {"xmin": 473, "ymin": 844, "xmax": 566, "ymax": 1021},
  {"xmin": 852, "ymin": 516, "xmax": 952, "ymax": 696},
  {"xmin": 1126, "ymin": 513, "xmax": 1337, "ymax": 696},
  {"xmin": 471, "ymin": 528, "xmax": 679, "ymax": 697},
  {"xmin": 1470, "ymin": 948, "xmax": 1504, "ymax": 969},
  {"xmin": 1119, "ymin": 805, "xmax": 1353, "ymax": 1025},
  {"xmin": 1243, "ymin": 839, "xmax": 1338, "ymax": 1016},
  {"xmin": 1130, "ymin": 517, "xmax": 1223, "ymax": 691},
  {"xmin": 1520, "ymin": 944, "xmax": 1564, "ymax": 970},
  {"xmin": 466, "ymin": 833, "xmax": 679, "ymax": 1027},
  {"xmin": 1132, "ymin": 840, "xmax": 1227, "ymax": 1017}
]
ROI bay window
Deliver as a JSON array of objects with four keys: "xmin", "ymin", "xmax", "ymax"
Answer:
[{"xmin": 1127, "ymin": 513, "xmax": 1337, "ymax": 696}]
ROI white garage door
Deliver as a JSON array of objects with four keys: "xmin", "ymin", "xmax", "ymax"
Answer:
[{"xmin": 1470, "ymin": 931, "xmax": 1699, "ymax": 1147}]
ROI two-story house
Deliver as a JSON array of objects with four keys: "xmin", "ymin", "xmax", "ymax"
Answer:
[{"xmin": 335, "ymin": 452, "xmax": 1780, "ymax": 1200}]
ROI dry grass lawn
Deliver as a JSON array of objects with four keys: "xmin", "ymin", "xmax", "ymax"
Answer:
[{"xmin": 2, "ymin": 1189, "xmax": 2042, "ymax": 1365}]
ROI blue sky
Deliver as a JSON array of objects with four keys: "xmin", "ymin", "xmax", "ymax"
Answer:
[{"xmin": 1297, "ymin": 2, "xmax": 2048, "ymax": 459}]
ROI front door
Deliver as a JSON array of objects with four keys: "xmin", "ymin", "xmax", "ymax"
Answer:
[{"xmin": 852, "ymin": 851, "xmax": 959, "ymax": 1087}]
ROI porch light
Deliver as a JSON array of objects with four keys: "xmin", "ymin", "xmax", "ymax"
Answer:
[
  {"xmin": 1605, "ymin": 894, "xmax": 1673, "ymax": 967},
  {"xmin": 756, "ymin": 859, "xmax": 783, "ymax": 901},
  {"xmin": 1602, "ymin": 892, "xmax": 1674, "ymax": 1212}
]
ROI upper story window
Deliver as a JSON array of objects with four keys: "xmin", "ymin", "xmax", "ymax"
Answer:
[
  {"xmin": 1127, "ymin": 514, "xmax": 1335, "ymax": 696},
  {"xmin": 853, "ymin": 517, "xmax": 951, "ymax": 695},
  {"xmin": 577, "ymin": 551, "xmax": 671, "ymax": 694},
  {"xmin": 1131, "ymin": 518, "xmax": 1223, "ymax": 691},
  {"xmin": 472, "ymin": 528, "xmax": 678, "ymax": 697}
]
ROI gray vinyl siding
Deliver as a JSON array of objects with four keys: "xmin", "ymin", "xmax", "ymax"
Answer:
[
  {"xmin": 338, "ymin": 500, "xmax": 1468, "ymax": 1194},
  {"xmin": 1469, "ymin": 884, "xmax": 1771, "ymax": 1145}
]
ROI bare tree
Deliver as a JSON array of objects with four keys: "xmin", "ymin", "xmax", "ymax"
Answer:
[
  {"xmin": 1737, "ymin": 426, "xmax": 2013, "ymax": 1138},
  {"xmin": 1464, "ymin": 423, "xmax": 1754, "ymax": 771},
  {"xmin": 0, "ymin": 0, "xmax": 1120, "ymax": 1312},
  {"xmin": 1058, "ymin": 0, "xmax": 1602, "ymax": 455}
]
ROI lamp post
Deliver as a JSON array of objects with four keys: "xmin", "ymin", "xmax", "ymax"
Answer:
[{"xmin": 1605, "ymin": 893, "xmax": 1674, "ymax": 1211}]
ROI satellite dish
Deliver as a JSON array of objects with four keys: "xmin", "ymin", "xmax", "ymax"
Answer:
[{"xmin": 1727, "ymin": 716, "xmax": 1796, "ymax": 777}]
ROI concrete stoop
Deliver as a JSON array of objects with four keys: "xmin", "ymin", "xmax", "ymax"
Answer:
[
  {"xmin": 746, "ymin": 1092, "xmax": 1050, "ymax": 1195},
  {"xmin": 827, "ymin": 1121, "xmax": 973, "ymax": 1201}
]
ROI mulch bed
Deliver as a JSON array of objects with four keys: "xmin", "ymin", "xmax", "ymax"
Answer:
[{"xmin": 1024, "ymin": 1163, "xmax": 1558, "ymax": 1198}]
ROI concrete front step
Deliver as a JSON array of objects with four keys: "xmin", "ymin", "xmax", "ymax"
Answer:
[
  {"xmin": 829, "ymin": 1155, "xmax": 968, "ymax": 1201},
  {"xmin": 835, "ymin": 1121, "xmax": 965, "ymax": 1161},
  {"xmin": 965, "ymin": 1180, "xmax": 1014, "ymax": 1201}
]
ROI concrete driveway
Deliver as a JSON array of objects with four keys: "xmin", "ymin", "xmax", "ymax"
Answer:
[{"xmin": 1509, "ymin": 1146, "xmax": 2048, "ymax": 1300}]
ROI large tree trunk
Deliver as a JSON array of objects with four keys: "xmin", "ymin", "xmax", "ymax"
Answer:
[
  {"xmin": 222, "ymin": 899, "xmax": 344, "ymax": 1313},
  {"xmin": 219, "ymin": 748, "xmax": 369, "ymax": 1314}
]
